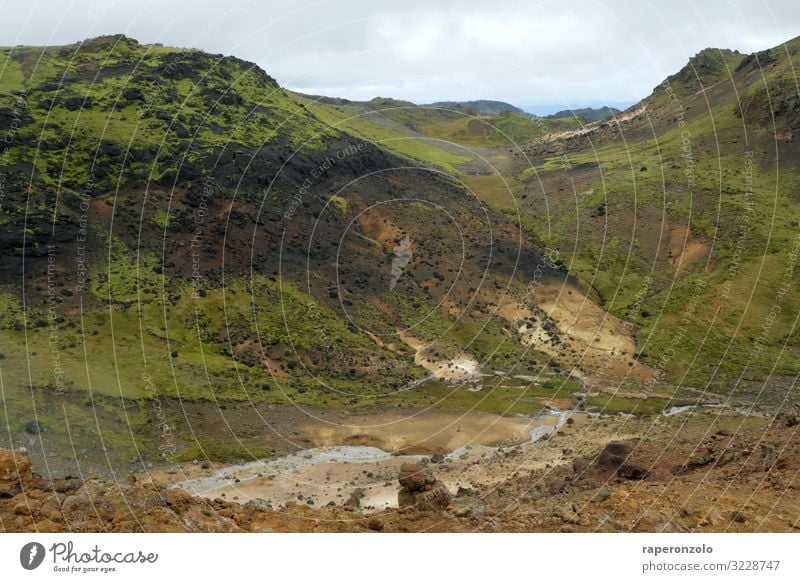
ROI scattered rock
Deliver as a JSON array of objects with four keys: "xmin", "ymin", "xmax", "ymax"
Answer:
[
  {"xmin": 618, "ymin": 464, "xmax": 649, "ymax": 480},
  {"xmin": 731, "ymin": 511, "xmax": 747, "ymax": 523},
  {"xmin": 398, "ymin": 463, "xmax": 451, "ymax": 511},
  {"xmin": 572, "ymin": 457, "xmax": 591, "ymax": 476},
  {"xmin": 451, "ymin": 504, "xmax": 473, "ymax": 517},
  {"xmin": 598, "ymin": 440, "xmax": 634, "ymax": 468},
  {"xmin": 398, "ymin": 463, "xmax": 436, "ymax": 492},
  {"xmin": 24, "ymin": 421, "xmax": 44, "ymax": 435},
  {"xmin": 699, "ymin": 508, "xmax": 722, "ymax": 527},
  {"xmin": 456, "ymin": 486, "xmax": 475, "ymax": 497},
  {"xmin": 367, "ymin": 518, "xmax": 384, "ymax": 531},
  {"xmin": 522, "ymin": 490, "xmax": 544, "ymax": 502},
  {"xmin": 556, "ymin": 505, "xmax": 581, "ymax": 524}
]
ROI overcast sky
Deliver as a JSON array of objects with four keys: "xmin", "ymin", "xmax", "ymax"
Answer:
[{"xmin": 1, "ymin": 0, "xmax": 799, "ymax": 114}]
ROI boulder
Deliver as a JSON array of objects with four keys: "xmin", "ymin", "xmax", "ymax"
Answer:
[
  {"xmin": 345, "ymin": 488, "xmax": 366, "ymax": 509},
  {"xmin": 618, "ymin": 463, "xmax": 649, "ymax": 480},
  {"xmin": 397, "ymin": 463, "xmax": 451, "ymax": 511},
  {"xmin": 597, "ymin": 440, "xmax": 634, "ymax": 468},
  {"xmin": 572, "ymin": 457, "xmax": 591, "ymax": 476},
  {"xmin": 687, "ymin": 455, "xmax": 715, "ymax": 468},
  {"xmin": 731, "ymin": 511, "xmax": 747, "ymax": 523},
  {"xmin": 574, "ymin": 440, "xmax": 650, "ymax": 482},
  {"xmin": 398, "ymin": 463, "xmax": 436, "ymax": 492},
  {"xmin": 399, "ymin": 483, "xmax": 451, "ymax": 511},
  {"xmin": 24, "ymin": 420, "xmax": 44, "ymax": 435}
]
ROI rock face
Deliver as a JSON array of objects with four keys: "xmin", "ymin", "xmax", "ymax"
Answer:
[{"xmin": 397, "ymin": 462, "xmax": 451, "ymax": 511}]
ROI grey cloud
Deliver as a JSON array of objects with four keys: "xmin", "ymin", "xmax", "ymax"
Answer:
[{"xmin": 1, "ymin": 0, "xmax": 798, "ymax": 113}]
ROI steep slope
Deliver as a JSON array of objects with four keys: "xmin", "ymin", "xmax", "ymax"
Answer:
[{"xmin": 509, "ymin": 36, "xmax": 800, "ymax": 387}]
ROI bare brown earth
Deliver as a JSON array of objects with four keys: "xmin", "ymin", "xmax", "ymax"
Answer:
[{"xmin": 3, "ymin": 403, "xmax": 800, "ymax": 532}]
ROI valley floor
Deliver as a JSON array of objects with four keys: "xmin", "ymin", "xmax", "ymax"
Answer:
[{"xmin": 3, "ymin": 392, "xmax": 799, "ymax": 532}]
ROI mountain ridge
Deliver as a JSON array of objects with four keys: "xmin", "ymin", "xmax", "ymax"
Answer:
[{"xmin": 547, "ymin": 106, "xmax": 621, "ymax": 121}]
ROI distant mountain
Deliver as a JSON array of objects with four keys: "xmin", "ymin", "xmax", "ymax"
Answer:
[
  {"xmin": 548, "ymin": 106, "xmax": 621, "ymax": 121},
  {"xmin": 426, "ymin": 100, "xmax": 524, "ymax": 115},
  {"xmin": 289, "ymin": 93, "xmax": 583, "ymax": 158}
]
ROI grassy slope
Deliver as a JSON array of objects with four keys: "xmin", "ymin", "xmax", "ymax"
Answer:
[
  {"xmin": 290, "ymin": 93, "xmax": 472, "ymax": 173},
  {"xmin": 0, "ymin": 35, "xmax": 333, "ymax": 193},
  {"xmin": 290, "ymin": 93, "xmax": 584, "ymax": 173},
  {"xmin": 517, "ymin": 39, "xmax": 800, "ymax": 387}
]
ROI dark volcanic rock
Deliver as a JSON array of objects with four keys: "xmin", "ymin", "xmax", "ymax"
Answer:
[
  {"xmin": 24, "ymin": 421, "xmax": 44, "ymax": 435},
  {"xmin": 572, "ymin": 457, "xmax": 591, "ymax": 476},
  {"xmin": 397, "ymin": 463, "xmax": 451, "ymax": 511},
  {"xmin": 598, "ymin": 440, "xmax": 635, "ymax": 468},
  {"xmin": 618, "ymin": 464, "xmax": 649, "ymax": 480},
  {"xmin": 398, "ymin": 463, "xmax": 436, "ymax": 492}
]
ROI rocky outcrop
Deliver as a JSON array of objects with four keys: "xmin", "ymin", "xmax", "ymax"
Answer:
[
  {"xmin": 1, "ymin": 448, "xmax": 34, "ymax": 502},
  {"xmin": 0, "ymin": 449, "xmax": 32, "ymax": 488},
  {"xmin": 397, "ymin": 462, "xmax": 451, "ymax": 511},
  {"xmin": 0, "ymin": 449, "xmax": 247, "ymax": 532}
]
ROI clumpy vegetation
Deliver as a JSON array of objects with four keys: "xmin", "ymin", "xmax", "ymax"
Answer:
[{"xmin": 0, "ymin": 35, "xmax": 333, "ymax": 193}]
